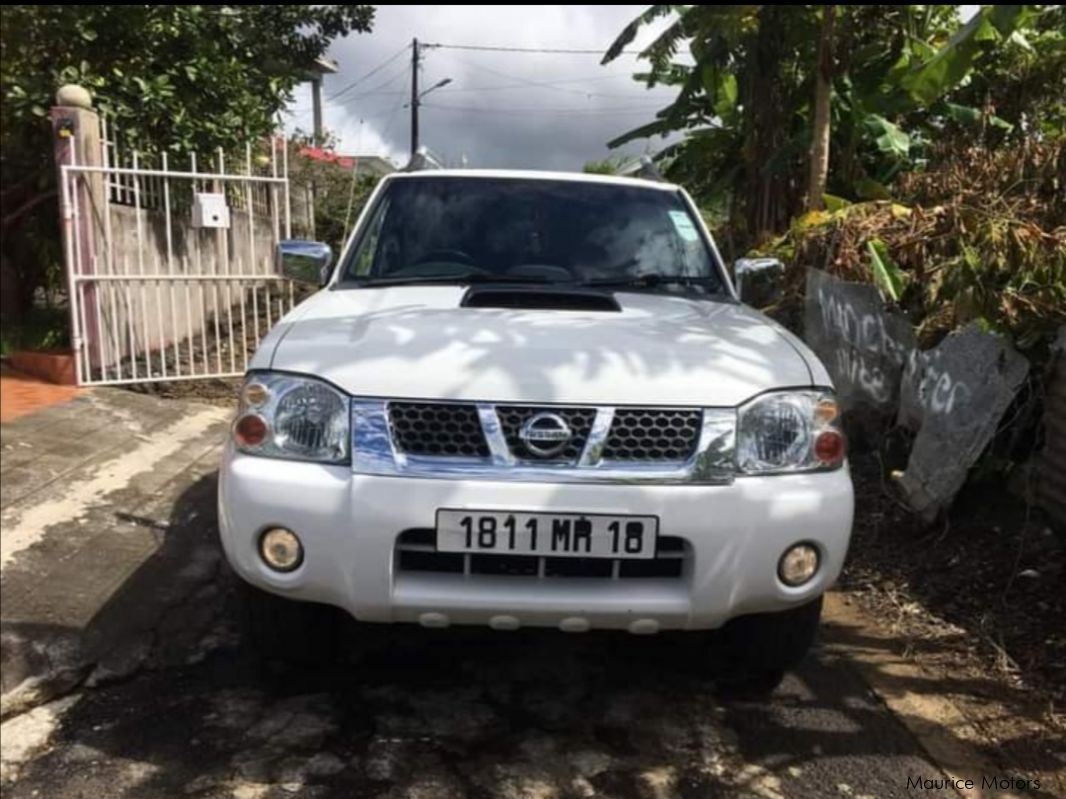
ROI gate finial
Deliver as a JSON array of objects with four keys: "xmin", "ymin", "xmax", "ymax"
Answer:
[{"xmin": 56, "ymin": 84, "xmax": 93, "ymax": 110}]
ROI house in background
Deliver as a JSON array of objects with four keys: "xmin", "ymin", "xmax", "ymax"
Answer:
[{"xmin": 298, "ymin": 147, "xmax": 397, "ymax": 177}]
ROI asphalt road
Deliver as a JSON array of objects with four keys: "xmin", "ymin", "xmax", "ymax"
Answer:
[
  {"xmin": 0, "ymin": 392, "xmax": 956, "ymax": 798},
  {"xmin": 4, "ymin": 618, "xmax": 948, "ymax": 799}
]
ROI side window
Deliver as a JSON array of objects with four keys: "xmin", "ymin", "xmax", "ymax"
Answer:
[{"xmin": 353, "ymin": 196, "xmax": 391, "ymax": 276}]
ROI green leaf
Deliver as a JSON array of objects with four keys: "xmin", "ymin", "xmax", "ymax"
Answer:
[
  {"xmin": 823, "ymin": 194, "xmax": 851, "ymax": 212},
  {"xmin": 865, "ymin": 114, "xmax": 910, "ymax": 158},
  {"xmin": 715, "ymin": 73, "xmax": 737, "ymax": 116},
  {"xmin": 606, "ymin": 115, "xmax": 677, "ymax": 149},
  {"xmin": 942, "ymin": 102, "xmax": 1015, "ymax": 132},
  {"xmin": 943, "ymin": 102, "xmax": 981, "ymax": 124},
  {"xmin": 899, "ymin": 6, "xmax": 1028, "ymax": 105},
  {"xmin": 602, "ymin": 5, "xmax": 678, "ymax": 64},
  {"xmin": 1009, "ymin": 29, "xmax": 1034, "ymax": 53},
  {"xmin": 867, "ymin": 239, "xmax": 907, "ymax": 302}
]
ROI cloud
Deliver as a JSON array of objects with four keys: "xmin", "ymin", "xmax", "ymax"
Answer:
[{"xmin": 282, "ymin": 5, "xmax": 679, "ymax": 170}]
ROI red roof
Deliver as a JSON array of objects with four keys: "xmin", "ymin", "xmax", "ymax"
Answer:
[{"xmin": 299, "ymin": 146, "xmax": 355, "ymax": 170}]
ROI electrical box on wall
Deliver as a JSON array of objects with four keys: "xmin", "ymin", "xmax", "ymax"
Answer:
[{"xmin": 192, "ymin": 192, "xmax": 230, "ymax": 229}]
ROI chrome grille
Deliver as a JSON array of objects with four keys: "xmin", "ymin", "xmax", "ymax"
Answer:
[
  {"xmin": 497, "ymin": 405, "xmax": 597, "ymax": 462},
  {"xmin": 602, "ymin": 409, "xmax": 703, "ymax": 462},
  {"xmin": 388, "ymin": 402, "xmax": 489, "ymax": 458},
  {"xmin": 352, "ymin": 400, "xmax": 737, "ymax": 485},
  {"xmin": 395, "ymin": 529, "xmax": 687, "ymax": 579}
]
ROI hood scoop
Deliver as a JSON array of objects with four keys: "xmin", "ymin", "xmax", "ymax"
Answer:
[{"xmin": 460, "ymin": 284, "xmax": 621, "ymax": 312}]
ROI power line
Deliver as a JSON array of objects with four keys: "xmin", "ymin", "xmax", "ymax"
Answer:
[
  {"xmin": 326, "ymin": 43, "xmax": 411, "ymax": 102},
  {"xmin": 378, "ymin": 72, "xmax": 411, "ymax": 153},
  {"xmin": 438, "ymin": 54, "xmax": 661, "ymax": 100},
  {"xmin": 422, "ymin": 102, "xmax": 665, "ymax": 116},
  {"xmin": 330, "ymin": 61, "xmax": 410, "ymax": 106},
  {"xmin": 434, "ymin": 74, "xmax": 644, "ymax": 94},
  {"xmin": 423, "ymin": 42, "xmax": 641, "ymax": 56}
]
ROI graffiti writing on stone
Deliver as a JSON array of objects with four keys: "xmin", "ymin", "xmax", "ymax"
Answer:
[
  {"xmin": 903, "ymin": 349, "xmax": 972, "ymax": 420},
  {"xmin": 818, "ymin": 285, "xmax": 911, "ymax": 404},
  {"xmin": 804, "ymin": 269, "xmax": 915, "ymax": 412},
  {"xmin": 897, "ymin": 324, "xmax": 1029, "ymax": 520}
]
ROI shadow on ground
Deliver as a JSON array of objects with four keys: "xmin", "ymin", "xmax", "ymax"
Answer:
[{"xmin": 4, "ymin": 473, "xmax": 1063, "ymax": 799}]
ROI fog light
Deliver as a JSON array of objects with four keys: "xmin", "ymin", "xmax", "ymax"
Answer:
[
  {"xmin": 779, "ymin": 543, "xmax": 819, "ymax": 586},
  {"xmin": 259, "ymin": 527, "xmax": 303, "ymax": 572}
]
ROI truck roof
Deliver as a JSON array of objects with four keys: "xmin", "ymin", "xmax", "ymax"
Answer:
[{"xmin": 384, "ymin": 168, "xmax": 679, "ymax": 192}]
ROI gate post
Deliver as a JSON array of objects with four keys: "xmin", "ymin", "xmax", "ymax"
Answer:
[{"xmin": 52, "ymin": 84, "xmax": 104, "ymax": 383}]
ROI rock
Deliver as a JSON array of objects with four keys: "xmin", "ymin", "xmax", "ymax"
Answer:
[
  {"xmin": 570, "ymin": 750, "xmax": 613, "ymax": 778},
  {"xmin": 183, "ymin": 773, "xmax": 222, "ymax": 794},
  {"xmin": 897, "ymin": 324, "xmax": 1029, "ymax": 521},
  {"xmin": 804, "ymin": 268, "xmax": 915, "ymax": 418},
  {"xmin": 86, "ymin": 634, "xmax": 152, "ymax": 687},
  {"xmin": 304, "ymin": 752, "xmax": 346, "ymax": 778}
]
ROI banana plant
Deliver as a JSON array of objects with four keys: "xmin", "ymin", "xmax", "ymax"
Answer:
[{"xmin": 603, "ymin": 4, "xmax": 1038, "ymax": 233}]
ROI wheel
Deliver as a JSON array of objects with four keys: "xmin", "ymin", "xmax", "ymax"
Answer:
[
  {"xmin": 711, "ymin": 595, "xmax": 824, "ymax": 694},
  {"xmin": 235, "ymin": 579, "xmax": 341, "ymax": 665}
]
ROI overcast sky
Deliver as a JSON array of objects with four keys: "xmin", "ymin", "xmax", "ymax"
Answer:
[
  {"xmin": 282, "ymin": 5, "xmax": 678, "ymax": 171},
  {"xmin": 283, "ymin": 5, "xmax": 980, "ymax": 172}
]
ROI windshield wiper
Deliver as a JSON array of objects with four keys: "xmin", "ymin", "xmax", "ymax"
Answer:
[
  {"xmin": 580, "ymin": 274, "xmax": 723, "ymax": 291},
  {"xmin": 352, "ymin": 273, "xmax": 555, "ymax": 288}
]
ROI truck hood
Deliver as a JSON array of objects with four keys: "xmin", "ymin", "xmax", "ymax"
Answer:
[{"xmin": 264, "ymin": 286, "xmax": 814, "ymax": 406}]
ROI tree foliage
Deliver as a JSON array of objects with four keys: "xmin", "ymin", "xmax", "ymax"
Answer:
[
  {"xmin": 603, "ymin": 5, "xmax": 1061, "ymax": 249},
  {"xmin": 287, "ymin": 133, "xmax": 381, "ymax": 258},
  {"xmin": 1, "ymin": 5, "xmax": 373, "ymax": 155},
  {"xmin": 0, "ymin": 5, "xmax": 374, "ymax": 314}
]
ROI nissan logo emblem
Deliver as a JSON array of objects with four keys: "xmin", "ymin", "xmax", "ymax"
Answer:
[{"xmin": 518, "ymin": 412, "xmax": 572, "ymax": 457}]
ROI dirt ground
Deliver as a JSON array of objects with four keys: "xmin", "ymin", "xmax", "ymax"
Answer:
[
  {"xmin": 129, "ymin": 376, "xmax": 243, "ymax": 407},
  {"xmin": 838, "ymin": 452, "xmax": 1065, "ymax": 783}
]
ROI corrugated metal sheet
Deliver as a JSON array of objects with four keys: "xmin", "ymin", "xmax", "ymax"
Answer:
[{"xmin": 1036, "ymin": 331, "xmax": 1066, "ymax": 528}]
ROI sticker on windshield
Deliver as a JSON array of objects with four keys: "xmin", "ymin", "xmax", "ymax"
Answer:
[{"xmin": 668, "ymin": 210, "xmax": 700, "ymax": 242}]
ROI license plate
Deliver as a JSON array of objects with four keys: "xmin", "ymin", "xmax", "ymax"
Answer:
[{"xmin": 436, "ymin": 510, "xmax": 659, "ymax": 559}]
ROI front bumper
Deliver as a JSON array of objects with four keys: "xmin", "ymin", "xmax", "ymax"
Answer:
[{"xmin": 218, "ymin": 445, "xmax": 854, "ymax": 632}]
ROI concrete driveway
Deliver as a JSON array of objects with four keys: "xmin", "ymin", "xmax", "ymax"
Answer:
[{"xmin": 0, "ymin": 388, "xmax": 1059, "ymax": 798}]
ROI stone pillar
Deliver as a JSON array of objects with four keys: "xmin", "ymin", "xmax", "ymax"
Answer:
[{"xmin": 51, "ymin": 84, "xmax": 104, "ymax": 378}]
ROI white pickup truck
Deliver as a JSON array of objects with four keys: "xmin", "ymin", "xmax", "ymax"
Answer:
[{"xmin": 218, "ymin": 170, "xmax": 853, "ymax": 695}]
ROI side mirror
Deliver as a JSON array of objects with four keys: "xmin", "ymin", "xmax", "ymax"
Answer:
[
  {"xmin": 277, "ymin": 240, "xmax": 333, "ymax": 287},
  {"xmin": 734, "ymin": 257, "xmax": 784, "ymax": 307}
]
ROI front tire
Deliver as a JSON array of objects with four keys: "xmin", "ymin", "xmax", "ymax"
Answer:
[
  {"xmin": 712, "ymin": 595, "xmax": 824, "ymax": 697},
  {"xmin": 236, "ymin": 580, "xmax": 341, "ymax": 665}
]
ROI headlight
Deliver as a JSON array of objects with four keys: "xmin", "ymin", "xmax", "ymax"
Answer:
[
  {"xmin": 233, "ymin": 373, "xmax": 349, "ymax": 463},
  {"xmin": 736, "ymin": 390, "xmax": 845, "ymax": 474}
]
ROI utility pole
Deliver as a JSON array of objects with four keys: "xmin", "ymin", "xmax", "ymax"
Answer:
[
  {"xmin": 311, "ymin": 75, "xmax": 324, "ymax": 145},
  {"xmin": 410, "ymin": 37, "xmax": 420, "ymax": 159},
  {"xmin": 307, "ymin": 57, "xmax": 338, "ymax": 146}
]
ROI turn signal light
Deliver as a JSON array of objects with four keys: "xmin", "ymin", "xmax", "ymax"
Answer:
[
  {"xmin": 234, "ymin": 413, "xmax": 268, "ymax": 448},
  {"xmin": 813, "ymin": 429, "xmax": 845, "ymax": 466}
]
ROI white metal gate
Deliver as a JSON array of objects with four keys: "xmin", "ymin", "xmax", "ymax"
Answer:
[{"xmin": 60, "ymin": 117, "xmax": 304, "ymax": 386}]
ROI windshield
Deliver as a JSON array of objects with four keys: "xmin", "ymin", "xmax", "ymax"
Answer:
[{"xmin": 341, "ymin": 176, "xmax": 725, "ymax": 293}]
